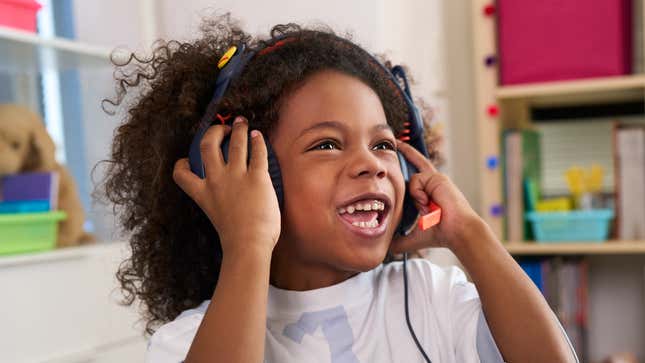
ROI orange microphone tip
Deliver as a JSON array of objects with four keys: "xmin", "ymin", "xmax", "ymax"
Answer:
[{"xmin": 418, "ymin": 202, "xmax": 441, "ymax": 230}]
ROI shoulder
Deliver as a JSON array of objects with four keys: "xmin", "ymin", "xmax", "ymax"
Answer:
[{"xmin": 145, "ymin": 300, "xmax": 210, "ymax": 363}]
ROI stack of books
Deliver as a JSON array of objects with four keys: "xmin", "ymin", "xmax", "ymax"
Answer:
[
  {"xmin": 520, "ymin": 257, "xmax": 588, "ymax": 362},
  {"xmin": 0, "ymin": 172, "xmax": 59, "ymax": 213}
]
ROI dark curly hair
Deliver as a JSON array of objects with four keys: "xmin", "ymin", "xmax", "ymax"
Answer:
[{"xmin": 99, "ymin": 13, "xmax": 442, "ymax": 336}]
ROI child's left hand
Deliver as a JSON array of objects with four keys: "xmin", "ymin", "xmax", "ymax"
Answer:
[{"xmin": 389, "ymin": 140, "xmax": 484, "ymax": 254}]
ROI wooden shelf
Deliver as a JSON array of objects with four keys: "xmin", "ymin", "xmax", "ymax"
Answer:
[
  {"xmin": 0, "ymin": 25, "xmax": 112, "ymax": 73},
  {"xmin": 504, "ymin": 240, "xmax": 645, "ymax": 255},
  {"xmin": 495, "ymin": 74, "xmax": 645, "ymax": 106}
]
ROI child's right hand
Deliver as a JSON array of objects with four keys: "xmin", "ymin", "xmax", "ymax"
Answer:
[{"xmin": 172, "ymin": 116, "xmax": 281, "ymax": 258}]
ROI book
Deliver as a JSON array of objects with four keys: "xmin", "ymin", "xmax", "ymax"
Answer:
[
  {"xmin": 615, "ymin": 126, "xmax": 645, "ymax": 240},
  {"xmin": 519, "ymin": 258, "xmax": 544, "ymax": 292},
  {"xmin": 0, "ymin": 171, "xmax": 59, "ymax": 210},
  {"xmin": 503, "ymin": 130, "xmax": 541, "ymax": 241},
  {"xmin": 0, "ymin": 200, "xmax": 51, "ymax": 214}
]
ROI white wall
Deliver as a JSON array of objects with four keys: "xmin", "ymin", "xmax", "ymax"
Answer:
[
  {"xmin": 156, "ymin": 0, "xmax": 386, "ymax": 50},
  {"xmin": 441, "ymin": 0, "xmax": 479, "ymax": 211},
  {"xmin": 72, "ymin": 0, "xmax": 146, "ymax": 49}
]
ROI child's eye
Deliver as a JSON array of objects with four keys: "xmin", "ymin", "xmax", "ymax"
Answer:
[
  {"xmin": 311, "ymin": 140, "xmax": 340, "ymax": 151},
  {"xmin": 373, "ymin": 140, "xmax": 396, "ymax": 151}
]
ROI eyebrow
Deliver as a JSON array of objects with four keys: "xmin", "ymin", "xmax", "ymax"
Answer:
[{"xmin": 297, "ymin": 120, "xmax": 394, "ymax": 139}]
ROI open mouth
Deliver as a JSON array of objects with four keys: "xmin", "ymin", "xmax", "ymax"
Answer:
[{"xmin": 336, "ymin": 198, "xmax": 391, "ymax": 237}]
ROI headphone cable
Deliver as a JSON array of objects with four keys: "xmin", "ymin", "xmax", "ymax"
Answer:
[{"xmin": 403, "ymin": 252, "xmax": 433, "ymax": 363}]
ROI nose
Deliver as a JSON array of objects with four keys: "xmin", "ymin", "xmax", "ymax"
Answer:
[{"xmin": 348, "ymin": 147, "xmax": 387, "ymax": 179}]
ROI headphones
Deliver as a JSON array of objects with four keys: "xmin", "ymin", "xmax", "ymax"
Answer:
[
  {"xmin": 188, "ymin": 37, "xmax": 440, "ymax": 237},
  {"xmin": 188, "ymin": 35, "xmax": 439, "ymax": 363}
]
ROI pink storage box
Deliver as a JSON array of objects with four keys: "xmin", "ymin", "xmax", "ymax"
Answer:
[
  {"xmin": 497, "ymin": 0, "xmax": 632, "ymax": 85},
  {"xmin": 0, "ymin": 0, "xmax": 41, "ymax": 33}
]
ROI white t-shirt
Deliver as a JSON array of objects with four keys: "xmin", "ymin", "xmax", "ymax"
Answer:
[{"xmin": 146, "ymin": 258, "xmax": 505, "ymax": 363}]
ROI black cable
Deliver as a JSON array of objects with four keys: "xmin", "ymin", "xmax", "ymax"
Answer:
[{"xmin": 403, "ymin": 252, "xmax": 432, "ymax": 363}]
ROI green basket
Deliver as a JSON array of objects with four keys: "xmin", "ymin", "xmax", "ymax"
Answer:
[{"xmin": 0, "ymin": 211, "xmax": 67, "ymax": 255}]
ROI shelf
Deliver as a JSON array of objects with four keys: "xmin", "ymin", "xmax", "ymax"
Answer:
[
  {"xmin": 504, "ymin": 240, "xmax": 645, "ymax": 255},
  {"xmin": 0, "ymin": 25, "xmax": 112, "ymax": 73},
  {"xmin": 495, "ymin": 75, "xmax": 645, "ymax": 106},
  {"xmin": 0, "ymin": 241, "xmax": 123, "ymax": 268}
]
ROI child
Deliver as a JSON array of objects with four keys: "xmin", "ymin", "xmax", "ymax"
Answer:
[{"xmin": 102, "ymin": 14, "xmax": 577, "ymax": 363}]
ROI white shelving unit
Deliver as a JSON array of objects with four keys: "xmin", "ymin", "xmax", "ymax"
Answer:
[
  {"xmin": 0, "ymin": 242, "xmax": 146, "ymax": 363},
  {"xmin": 1, "ymin": 22, "xmax": 144, "ymax": 362},
  {"xmin": 0, "ymin": 25, "xmax": 112, "ymax": 72}
]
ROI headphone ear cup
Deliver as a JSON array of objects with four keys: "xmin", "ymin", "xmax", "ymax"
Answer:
[{"xmin": 396, "ymin": 151, "xmax": 419, "ymax": 236}]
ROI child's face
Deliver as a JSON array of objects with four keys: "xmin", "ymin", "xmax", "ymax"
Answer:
[{"xmin": 270, "ymin": 69, "xmax": 405, "ymax": 289}]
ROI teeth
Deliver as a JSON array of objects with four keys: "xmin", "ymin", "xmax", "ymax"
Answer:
[
  {"xmin": 351, "ymin": 219, "xmax": 379, "ymax": 228},
  {"xmin": 338, "ymin": 199, "xmax": 385, "ymax": 214}
]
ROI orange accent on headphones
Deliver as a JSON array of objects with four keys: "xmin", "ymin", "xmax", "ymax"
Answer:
[
  {"xmin": 258, "ymin": 38, "xmax": 297, "ymax": 56},
  {"xmin": 216, "ymin": 113, "xmax": 232, "ymax": 124}
]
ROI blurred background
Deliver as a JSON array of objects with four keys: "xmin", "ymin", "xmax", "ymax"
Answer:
[{"xmin": 0, "ymin": 0, "xmax": 643, "ymax": 362}]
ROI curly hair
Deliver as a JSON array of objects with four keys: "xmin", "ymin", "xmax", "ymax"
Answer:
[{"xmin": 99, "ymin": 13, "xmax": 442, "ymax": 336}]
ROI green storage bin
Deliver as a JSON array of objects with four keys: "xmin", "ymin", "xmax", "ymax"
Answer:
[{"xmin": 0, "ymin": 211, "xmax": 66, "ymax": 255}]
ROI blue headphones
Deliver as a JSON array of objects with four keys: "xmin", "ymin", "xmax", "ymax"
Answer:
[{"xmin": 188, "ymin": 36, "xmax": 439, "ymax": 237}]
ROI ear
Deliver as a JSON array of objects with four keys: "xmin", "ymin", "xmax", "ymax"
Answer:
[{"xmin": 22, "ymin": 122, "xmax": 57, "ymax": 171}]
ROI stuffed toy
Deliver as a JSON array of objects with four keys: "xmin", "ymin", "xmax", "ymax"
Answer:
[{"xmin": 0, "ymin": 104, "xmax": 94, "ymax": 247}]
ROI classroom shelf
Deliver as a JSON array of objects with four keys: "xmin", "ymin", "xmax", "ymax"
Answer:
[
  {"xmin": 0, "ymin": 25, "xmax": 112, "ymax": 73},
  {"xmin": 496, "ymin": 74, "xmax": 645, "ymax": 106},
  {"xmin": 504, "ymin": 240, "xmax": 645, "ymax": 255}
]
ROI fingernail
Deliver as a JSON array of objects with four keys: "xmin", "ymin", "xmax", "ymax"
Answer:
[
  {"xmin": 250, "ymin": 130, "xmax": 260, "ymax": 138},
  {"xmin": 234, "ymin": 116, "xmax": 246, "ymax": 124}
]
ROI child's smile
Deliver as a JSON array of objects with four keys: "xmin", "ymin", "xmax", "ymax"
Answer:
[
  {"xmin": 268, "ymin": 69, "xmax": 405, "ymax": 290},
  {"xmin": 336, "ymin": 195, "xmax": 391, "ymax": 237}
]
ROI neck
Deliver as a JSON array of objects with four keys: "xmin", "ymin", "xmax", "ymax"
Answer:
[{"xmin": 269, "ymin": 239, "xmax": 358, "ymax": 291}]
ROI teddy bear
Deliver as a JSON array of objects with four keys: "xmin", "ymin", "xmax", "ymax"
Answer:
[{"xmin": 0, "ymin": 104, "xmax": 94, "ymax": 247}]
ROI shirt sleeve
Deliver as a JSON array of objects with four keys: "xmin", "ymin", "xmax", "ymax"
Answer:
[
  {"xmin": 447, "ymin": 265, "xmax": 505, "ymax": 363},
  {"xmin": 145, "ymin": 308, "xmax": 206, "ymax": 363}
]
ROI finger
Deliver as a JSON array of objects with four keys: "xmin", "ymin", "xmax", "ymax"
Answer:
[
  {"xmin": 200, "ymin": 124, "xmax": 232, "ymax": 180},
  {"xmin": 173, "ymin": 158, "xmax": 205, "ymax": 201},
  {"xmin": 228, "ymin": 116, "xmax": 249, "ymax": 170},
  {"xmin": 409, "ymin": 173, "xmax": 431, "ymax": 204},
  {"xmin": 396, "ymin": 140, "xmax": 437, "ymax": 173},
  {"xmin": 249, "ymin": 130, "xmax": 268, "ymax": 172},
  {"xmin": 414, "ymin": 200, "xmax": 430, "ymax": 215},
  {"xmin": 409, "ymin": 172, "xmax": 447, "ymax": 205}
]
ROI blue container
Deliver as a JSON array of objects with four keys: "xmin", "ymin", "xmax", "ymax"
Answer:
[{"xmin": 525, "ymin": 209, "xmax": 614, "ymax": 242}]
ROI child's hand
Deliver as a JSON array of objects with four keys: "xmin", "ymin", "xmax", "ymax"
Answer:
[
  {"xmin": 389, "ymin": 140, "xmax": 483, "ymax": 254},
  {"xmin": 173, "ymin": 117, "xmax": 281, "ymax": 258}
]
